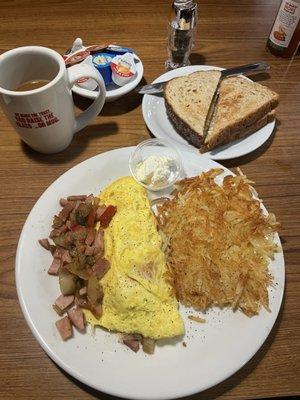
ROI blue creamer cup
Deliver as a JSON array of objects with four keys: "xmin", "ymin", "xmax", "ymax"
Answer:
[{"xmin": 92, "ymin": 52, "xmax": 113, "ymax": 85}]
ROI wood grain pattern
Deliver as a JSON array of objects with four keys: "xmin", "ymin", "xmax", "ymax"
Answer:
[{"xmin": 0, "ymin": 0, "xmax": 299, "ymax": 399}]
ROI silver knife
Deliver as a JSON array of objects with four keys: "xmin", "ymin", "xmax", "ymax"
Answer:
[{"xmin": 135, "ymin": 61, "xmax": 270, "ymax": 95}]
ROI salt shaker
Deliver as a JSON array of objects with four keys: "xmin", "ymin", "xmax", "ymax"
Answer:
[{"xmin": 166, "ymin": 0, "xmax": 198, "ymax": 70}]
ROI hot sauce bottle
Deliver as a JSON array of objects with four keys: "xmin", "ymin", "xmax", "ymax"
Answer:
[{"xmin": 267, "ymin": 0, "xmax": 300, "ymax": 58}]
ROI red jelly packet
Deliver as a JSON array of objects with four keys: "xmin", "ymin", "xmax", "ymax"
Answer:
[{"xmin": 63, "ymin": 50, "xmax": 90, "ymax": 66}]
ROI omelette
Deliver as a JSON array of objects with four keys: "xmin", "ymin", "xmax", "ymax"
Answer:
[{"xmin": 84, "ymin": 176, "xmax": 184, "ymax": 339}]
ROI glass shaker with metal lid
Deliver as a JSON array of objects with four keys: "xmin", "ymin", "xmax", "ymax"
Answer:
[{"xmin": 166, "ymin": 0, "xmax": 198, "ymax": 69}]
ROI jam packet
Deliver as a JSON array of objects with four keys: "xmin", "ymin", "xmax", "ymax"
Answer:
[{"xmin": 63, "ymin": 38, "xmax": 108, "ymax": 66}]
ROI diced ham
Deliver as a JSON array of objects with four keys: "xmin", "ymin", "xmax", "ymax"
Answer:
[
  {"xmin": 54, "ymin": 294, "xmax": 74, "ymax": 313},
  {"xmin": 95, "ymin": 205, "xmax": 106, "ymax": 221},
  {"xmin": 76, "ymin": 243, "xmax": 86, "ymax": 254},
  {"xmin": 53, "ymin": 231, "xmax": 73, "ymax": 249},
  {"xmin": 58, "ymin": 202, "xmax": 74, "ymax": 222},
  {"xmin": 71, "ymin": 224, "xmax": 85, "ymax": 233},
  {"xmin": 48, "ymin": 258, "xmax": 61, "ymax": 275},
  {"xmin": 49, "ymin": 245, "xmax": 56, "ymax": 255},
  {"xmin": 67, "ymin": 195, "xmax": 87, "ymax": 201},
  {"xmin": 58, "ymin": 224, "xmax": 68, "ymax": 233},
  {"xmin": 55, "ymin": 316, "xmax": 73, "ymax": 340},
  {"xmin": 75, "ymin": 297, "xmax": 102, "ymax": 319},
  {"xmin": 65, "ymin": 231, "xmax": 74, "ymax": 246},
  {"xmin": 92, "ymin": 229, "xmax": 104, "ymax": 254},
  {"xmin": 87, "ymin": 208, "xmax": 96, "ymax": 228},
  {"xmin": 66, "ymin": 220, "xmax": 72, "ymax": 230},
  {"xmin": 90, "ymin": 304, "xmax": 102, "ymax": 319},
  {"xmin": 123, "ymin": 333, "xmax": 143, "ymax": 341},
  {"xmin": 67, "ymin": 307, "xmax": 86, "ymax": 331},
  {"xmin": 84, "ymin": 245, "xmax": 94, "ymax": 256},
  {"xmin": 122, "ymin": 334, "xmax": 142, "ymax": 353},
  {"xmin": 49, "ymin": 228, "xmax": 61, "ymax": 238},
  {"xmin": 75, "ymin": 298, "xmax": 102, "ymax": 319},
  {"xmin": 41, "ymin": 192, "xmax": 118, "ymax": 343},
  {"xmin": 85, "ymin": 228, "xmax": 96, "ymax": 246},
  {"xmin": 91, "ymin": 258, "xmax": 110, "ymax": 279},
  {"xmin": 61, "ymin": 249, "xmax": 72, "ymax": 264},
  {"xmin": 123, "ymin": 338, "xmax": 140, "ymax": 353},
  {"xmin": 73, "ymin": 200, "xmax": 81, "ymax": 211},
  {"xmin": 93, "ymin": 245, "xmax": 103, "ymax": 256},
  {"xmin": 38, "ymin": 238, "xmax": 50, "ymax": 251},
  {"xmin": 75, "ymin": 297, "xmax": 89, "ymax": 308},
  {"xmin": 53, "ymin": 248, "xmax": 61, "ymax": 259},
  {"xmin": 59, "ymin": 198, "xmax": 68, "ymax": 207},
  {"xmin": 52, "ymin": 304, "xmax": 64, "ymax": 316},
  {"xmin": 85, "ymin": 194, "xmax": 94, "ymax": 204},
  {"xmin": 99, "ymin": 205, "xmax": 117, "ymax": 228},
  {"xmin": 54, "ymin": 247, "xmax": 72, "ymax": 264}
]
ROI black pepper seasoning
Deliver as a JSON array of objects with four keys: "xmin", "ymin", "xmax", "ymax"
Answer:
[{"xmin": 166, "ymin": 0, "xmax": 198, "ymax": 69}]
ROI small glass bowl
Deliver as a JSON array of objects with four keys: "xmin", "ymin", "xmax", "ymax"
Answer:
[{"xmin": 129, "ymin": 138, "xmax": 182, "ymax": 192}]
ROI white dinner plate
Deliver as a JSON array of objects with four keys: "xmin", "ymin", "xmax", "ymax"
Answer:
[
  {"xmin": 142, "ymin": 65, "xmax": 276, "ymax": 160},
  {"xmin": 16, "ymin": 147, "xmax": 284, "ymax": 400},
  {"xmin": 72, "ymin": 54, "xmax": 144, "ymax": 102}
]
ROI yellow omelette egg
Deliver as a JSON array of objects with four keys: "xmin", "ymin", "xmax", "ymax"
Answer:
[{"xmin": 84, "ymin": 176, "xmax": 184, "ymax": 339}]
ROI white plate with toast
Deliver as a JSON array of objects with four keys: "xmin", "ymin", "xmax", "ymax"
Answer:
[{"xmin": 142, "ymin": 65, "xmax": 276, "ymax": 160}]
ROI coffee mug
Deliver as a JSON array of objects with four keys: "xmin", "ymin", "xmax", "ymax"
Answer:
[{"xmin": 0, "ymin": 46, "xmax": 106, "ymax": 153}]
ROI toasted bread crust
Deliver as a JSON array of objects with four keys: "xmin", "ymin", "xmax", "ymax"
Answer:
[
  {"xmin": 165, "ymin": 100, "xmax": 203, "ymax": 147},
  {"xmin": 200, "ymin": 111, "xmax": 276, "ymax": 153}
]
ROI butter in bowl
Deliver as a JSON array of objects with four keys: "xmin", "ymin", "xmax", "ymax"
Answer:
[{"xmin": 129, "ymin": 139, "xmax": 182, "ymax": 191}]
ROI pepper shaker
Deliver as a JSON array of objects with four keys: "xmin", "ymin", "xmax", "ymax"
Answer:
[{"xmin": 166, "ymin": 0, "xmax": 198, "ymax": 70}]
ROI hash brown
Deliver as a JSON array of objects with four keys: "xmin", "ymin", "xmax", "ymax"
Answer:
[{"xmin": 156, "ymin": 169, "xmax": 280, "ymax": 316}]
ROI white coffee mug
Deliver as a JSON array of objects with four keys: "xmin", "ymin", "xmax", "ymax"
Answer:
[{"xmin": 0, "ymin": 46, "xmax": 106, "ymax": 153}]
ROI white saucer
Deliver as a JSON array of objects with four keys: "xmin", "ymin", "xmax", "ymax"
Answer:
[{"xmin": 72, "ymin": 54, "xmax": 144, "ymax": 102}]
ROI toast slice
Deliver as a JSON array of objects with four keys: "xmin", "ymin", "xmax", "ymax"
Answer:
[
  {"xmin": 165, "ymin": 70, "xmax": 222, "ymax": 147},
  {"xmin": 200, "ymin": 110, "xmax": 276, "ymax": 153},
  {"xmin": 203, "ymin": 76, "xmax": 279, "ymax": 151}
]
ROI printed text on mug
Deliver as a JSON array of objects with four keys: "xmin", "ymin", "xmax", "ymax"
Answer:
[{"xmin": 14, "ymin": 109, "xmax": 59, "ymax": 129}]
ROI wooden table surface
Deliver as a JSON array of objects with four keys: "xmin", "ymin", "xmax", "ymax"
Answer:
[{"xmin": 0, "ymin": 0, "xmax": 299, "ymax": 399}]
